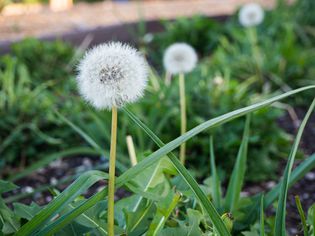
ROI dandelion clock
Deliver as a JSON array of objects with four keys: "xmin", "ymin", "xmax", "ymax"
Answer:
[
  {"xmin": 77, "ymin": 42, "xmax": 148, "ymax": 236},
  {"xmin": 239, "ymin": 3, "xmax": 264, "ymax": 27},
  {"xmin": 163, "ymin": 43, "xmax": 198, "ymax": 165}
]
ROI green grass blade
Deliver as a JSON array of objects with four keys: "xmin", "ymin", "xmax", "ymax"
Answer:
[
  {"xmin": 275, "ymin": 97, "xmax": 315, "ymax": 236},
  {"xmin": 265, "ymin": 153, "xmax": 315, "ymax": 207},
  {"xmin": 119, "ymin": 86, "xmax": 315, "ymax": 189},
  {"xmin": 55, "ymin": 110, "xmax": 103, "ymax": 153},
  {"xmin": 123, "ymin": 107, "xmax": 231, "ymax": 236},
  {"xmin": 225, "ymin": 115, "xmax": 251, "ymax": 213},
  {"xmin": 31, "ymin": 86, "xmax": 315, "ymax": 234},
  {"xmin": 36, "ymin": 188, "xmax": 108, "ymax": 236},
  {"xmin": 241, "ymin": 153, "xmax": 315, "ymax": 227},
  {"xmin": 8, "ymin": 147, "xmax": 98, "ymax": 181},
  {"xmin": 295, "ymin": 195, "xmax": 308, "ymax": 236},
  {"xmin": 210, "ymin": 136, "xmax": 221, "ymax": 209},
  {"xmin": 55, "ymin": 110, "xmax": 127, "ymax": 172},
  {"xmin": 16, "ymin": 171, "xmax": 108, "ymax": 236},
  {"xmin": 260, "ymin": 195, "xmax": 265, "ymax": 236}
]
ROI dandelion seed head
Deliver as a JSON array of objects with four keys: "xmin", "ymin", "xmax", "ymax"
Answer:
[
  {"xmin": 239, "ymin": 3, "xmax": 264, "ymax": 27},
  {"xmin": 163, "ymin": 43, "xmax": 198, "ymax": 75},
  {"xmin": 77, "ymin": 42, "xmax": 148, "ymax": 110}
]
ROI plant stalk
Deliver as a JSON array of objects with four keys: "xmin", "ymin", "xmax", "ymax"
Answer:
[
  {"xmin": 126, "ymin": 135, "xmax": 137, "ymax": 166},
  {"xmin": 108, "ymin": 106, "xmax": 118, "ymax": 236},
  {"xmin": 179, "ymin": 73, "xmax": 187, "ymax": 165}
]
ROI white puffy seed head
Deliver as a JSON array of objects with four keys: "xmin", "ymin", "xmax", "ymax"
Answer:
[
  {"xmin": 77, "ymin": 42, "xmax": 148, "ymax": 110},
  {"xmin": 163, "ymin": 43, "xmax": 198, "ymax": 75},
  {"xmin": 239, "ymin": 3, "xmax": 264, "ymax": 27}
]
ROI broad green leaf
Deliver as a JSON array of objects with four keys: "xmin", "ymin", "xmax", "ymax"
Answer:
[
  {"xmin": 124, "ymin": 199, "xmax": 154, "ymax": 234},
  {"xmin": 159, "ymin": 209, "xmax": 204, "ymax": 236},
  {"xmin": 13, "ymin": 202, "xmax": 41, "ymax": 221},
  {"xmin": 225, "ymin": 115, "xmax": 251, "ymax": 213},
  {"xmin": 0, "ymin": 180, "xmax": 18, "ymax": 194},
  {"xmin": 147, "ymin": 191, "xmax": 181, "ymax": 236},
  {"xmin": 275, "ymin": 98, "xmax": 315, "ymax": 236}
]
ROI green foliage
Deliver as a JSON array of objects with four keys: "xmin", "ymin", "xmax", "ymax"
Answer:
[
  {"xmin": 11, "ymin": 38, "xmax": 75, "ymax": 85},
  {"xmin": 1, "ymin": 87, "xmax": 315, "ymax": 235}
]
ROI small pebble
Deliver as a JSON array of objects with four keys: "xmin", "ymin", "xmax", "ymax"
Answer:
[
  {"xmin": 34, "ymin": 192, "xmax": 42, "ymax": 200},
  {"xmin": 49, "ymin": 159, "xmax": 63, "ymax": 168},
  {"xmin": 305, "ymin": 172, "xmax": 315, "ymax": 181},
  {"xmin": 240, "ymin": 191, "xmax": 249, "ymax": 197},
  {"xmin": 50, "ymin": 177, "xmax": 58, "ymax": 186},
  {"xmin": 23, "ymin": 186, "xmax": 34, "ymax": 193},
  {"xmin": 302, "ymin": 193, "xmax": 310, "ymax": 200},
  {"xmin": 83, "ymin": 158, "xmax": 92, "ymax": 168},
  {"xmin": 46, "ymin": 196, "xmax": 52, "ymax": 202},
  {"xmin": 266, "ymin": 181, "xmax": 276, "ymax": 189}
]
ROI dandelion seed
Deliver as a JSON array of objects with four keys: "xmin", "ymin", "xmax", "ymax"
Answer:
[
  {"xmin": 163, "ymin": 43, "xmax": 198, "ymax": 75},
  {"xmin": 76, "ymin": 42, "xmax": 148, "ymax": 110},
  {"xmin": 239, "ymin": 3, "xmax": 265, "ymax": 27}
]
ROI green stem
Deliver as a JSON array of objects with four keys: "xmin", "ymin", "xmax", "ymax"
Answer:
[
  {"xmin": 179, "ymin": 73, "xmax": 187, "ymax": 165},
  {"xmin": 108, "ymin": 106, "xmax": 118, "ymax": 236}
]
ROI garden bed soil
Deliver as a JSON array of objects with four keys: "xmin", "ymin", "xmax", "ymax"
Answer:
[{"xmin": 3, "ymin": 110, "xmax": 315, "ymax": 235}]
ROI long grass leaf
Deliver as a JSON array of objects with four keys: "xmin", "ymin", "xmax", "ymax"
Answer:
[
  {"xmin": 16, "ymin": 171, "xmax": 107, "ymax": 236},
  {"xmin": 275, "ymin": 97, "xmax": 315, "ymax": 236},
  {"xmin": 225, "ymin": 115, "xmax": 250, "ymax": 212},
  {"xmin": 210, "ymin": 136, "xmax": 221, "ymax": 209},
  {"xmin": 30, "ymin": 86, "xmax": 315, "ymax": 234},
  {"xmin": 265, "ymin": 153, "xmax": 315, "ymax": 206},
  {"xmin": 123, "ymin": 107, "xmax": 230, "ymax": 236}
]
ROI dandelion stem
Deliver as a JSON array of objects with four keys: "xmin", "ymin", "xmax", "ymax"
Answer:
[
  {"xmin": 179, "ymin": 73, "xmax": 187, "ymax": 165},
  {"xmin": 108, "ymin": 106, "xmax": 118, "ymax": 236}
]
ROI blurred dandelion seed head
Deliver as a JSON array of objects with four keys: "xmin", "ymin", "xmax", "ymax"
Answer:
[
  {"xmin": 239, "ymin": 3, "xmax": 264, "ymax": 27},
  {"xmin": 163, "ymin": 43, "xmax": 198, "ymax": 75},
  {"xmin": 76, "ymin": 42, "xmax": 148, "ymax": 110}
]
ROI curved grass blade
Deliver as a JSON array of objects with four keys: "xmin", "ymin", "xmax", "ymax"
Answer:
[
  {"xmin": 36, "ymin": 188, "xmax": 108, "ymax": 236},
  {"xmin": 295, "ymin": 195, "xmax": 307, "ymax": 236},
  {"xmin": 55, "ymin": 110, "xmax": 127, "ymax": 172},
  {"xmin": 225, "ymin": 115, "xmax": 250, "ymax": 213},
  {"xmin": 55, "ymin": 110, "xmax": 103, "ymax": 153},
  {"xmin": 27, "ymin": 86, "xmax": 315, "ymax": 235},
  {"xmin": 123, "ymin": 107, "xmax": 231, "ymax": 236},
  {"xmin": 265, "ymin": 153, "xmax": 315, "ymax": 207},
  {"xmin": 16, "ymin": 171, "xmax": 108, "ymax": 236},
  {"xmin": 210, "ymin": 136, "xmax": 221, "ymax": 209},
  {"xmin": 275, "ymin": 97, "xmax": 315, "ymax": 236},
  {"xmin": 241, "ymin": 153, "xmax": 315, "ymax": 228}
]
